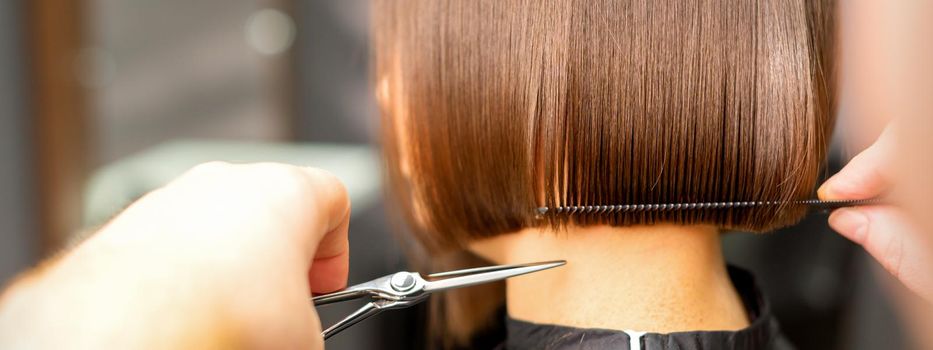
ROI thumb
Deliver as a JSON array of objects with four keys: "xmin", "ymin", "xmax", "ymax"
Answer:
[
  {"xmin": 829, "ymin": 206, "xmax": 933, "ymax": 301},
  {"xmin": 819, "ymin": 125, "xmax": 895, "ymax": 200}
]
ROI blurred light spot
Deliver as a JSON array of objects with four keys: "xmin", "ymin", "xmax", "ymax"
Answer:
[
  {"xmin": 245, "ymin": 9, "xmax": 296, "ymax": 56},
  {"xmin": 376, "ymin": 77, "xmax": 389, "ymax": 103},
  {"xmin": 75, "ymin": 47, "xmax": 116, "ymax": 89}
]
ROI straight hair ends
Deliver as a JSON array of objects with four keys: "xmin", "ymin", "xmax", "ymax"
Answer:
[{"xmin": 374, "ymin": 0, "xmax": 836, "ymax": 346}]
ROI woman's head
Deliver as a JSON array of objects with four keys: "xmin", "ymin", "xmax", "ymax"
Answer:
[
  {"xmin": 375, "ymin": 0, "xmax": 836, "ymax": 251},
  {"xmin": 374, "ymin": 0, "xmax": 835, "ymax": 344}
]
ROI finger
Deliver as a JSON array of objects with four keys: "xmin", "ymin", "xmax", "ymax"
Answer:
[
  {"xmin": 819, "ymin": 126, "xmax": 895, "ymax": 200},
  {"xmin": 307, "ymin": 207, "xmax": 350, "ymax": 293},
  {"xmin": 829, "ymin": 206, "xmax": 933, "ymax": 300},
  {"xmin": 140, "ymin": 162, "xmax": 353, "ymax": 293},
  {"xmin": 307, "ymin": 244, "xmax": 349, "ymax": 294},
  {"xmin": 296, "ymin": 167, "xmax": 352, "ymax": 293}
]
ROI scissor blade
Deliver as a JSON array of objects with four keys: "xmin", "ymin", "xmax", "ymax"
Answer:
[
  {"xmin": 321, "ymin": 301, "xmax": 383, "ymax": 340},
  {"xmin": 423, "ymin": 260, "xmax": 565, "ymax": 293},
  {"xmin": 312, "ymin": 288, "xmax": 365, "ymax": 306}
]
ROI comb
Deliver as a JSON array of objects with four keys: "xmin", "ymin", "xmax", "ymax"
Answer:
[{"xmin": 536, "ymin": 198, "xmax": 880, "ymax": 216}]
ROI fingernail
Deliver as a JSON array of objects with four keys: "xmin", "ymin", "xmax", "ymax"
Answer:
[
  {"xmin": 828, "ymin": 208, "xmax": 868, "ymax": 241},
  {"xmin": 817, "ymin": 177, "xmax": 838, "ymax": 199}
]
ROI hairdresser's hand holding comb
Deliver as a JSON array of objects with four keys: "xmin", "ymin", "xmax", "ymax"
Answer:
[
  {"xmin": 819, "ymin": 127, "xmax": 933, "ymax": 302},
  {"xmin": 0, "ymin": 162, "xmax": 349, "ymax": 349}
]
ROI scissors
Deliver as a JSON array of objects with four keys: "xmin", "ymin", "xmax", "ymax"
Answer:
[{"xmin": 311, "ymin": 260, "xmax": 566, "ymax": 340}]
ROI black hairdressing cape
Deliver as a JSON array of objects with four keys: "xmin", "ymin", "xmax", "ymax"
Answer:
[{"xmin": 472, "ymin": 266, "xmax": 793, "ymax": 350}]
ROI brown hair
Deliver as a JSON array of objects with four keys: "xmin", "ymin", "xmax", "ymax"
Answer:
[{"xmin": 373, "ymin": 0, "xmax": 836, "ymax": 346}]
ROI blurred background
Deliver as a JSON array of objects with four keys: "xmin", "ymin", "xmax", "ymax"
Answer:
[{"xmin": 0, "ymin": 1, "xmax": 924, "ymax": 349}]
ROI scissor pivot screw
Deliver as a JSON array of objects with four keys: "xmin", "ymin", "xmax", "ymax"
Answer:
[{"xmin": 390, "ymin": 272, "xmax": 416, "ymax": 292}]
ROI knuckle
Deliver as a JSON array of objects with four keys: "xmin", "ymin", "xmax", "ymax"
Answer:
[
  {"xmin": 849, "ymin": 150, "xmax": 871, "ymax": 165},
  {"xmin": 248, "ymin": 163, "xmax": 317, "ymax": 198},
  {"xmin": 307, "ymin": 168, "xmax": 348, "ymax": 198},
  {"xmin": 307, "ymin": 168, "xmax": 351, "ymax": 214}
]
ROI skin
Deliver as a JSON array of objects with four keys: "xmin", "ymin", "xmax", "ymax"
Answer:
[
  {"xmin": 0, "ymin": 162, "xmax": 351, "ymax": 349},
  {"xmin": 820, "ymin": 127, "xmax": 933, "ymax": 303},
  {"xmin": 829, "ymin": 0, "xmax": 933, "ymax": 305},
  {"xmin": 3, "ymin": 10, "xmax": 930, "ymax": 342},
  {"xmin": 470, "ymin": 224, "xmax": 749, "ymax": 332}
]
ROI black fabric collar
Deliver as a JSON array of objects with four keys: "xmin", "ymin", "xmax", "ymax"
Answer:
[{"xmin": 495, "ymin": 266, "xmax": 792, "ymax": 350}]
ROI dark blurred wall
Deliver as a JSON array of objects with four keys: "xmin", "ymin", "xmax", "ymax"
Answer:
[
  {"xmin": 295, "ymin": 0, "xmax": 374, "ymax": 143},
  {"xmin": 0, "ymin": 1, "xmax": 39, "ymax": 283},
  {"xmin": 294, "ymin": 2, "xmax": 420, "ymax": 349}
]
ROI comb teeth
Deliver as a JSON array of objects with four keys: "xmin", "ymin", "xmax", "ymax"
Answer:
[{"xmin": 536, "ymin": 199, "xmax": 879, "ymax": 215}]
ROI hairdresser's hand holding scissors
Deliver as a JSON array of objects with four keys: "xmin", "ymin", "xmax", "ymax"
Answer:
[
  {"xmin": 820, "ymin": 127, "xmax": 933, "ymax": 302},
  {"xmin": 0, "ymin": 162, "xmax": 349, "ymax": 349}
]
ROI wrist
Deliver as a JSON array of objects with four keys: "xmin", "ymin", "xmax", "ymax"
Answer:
[{"xmin": 0, "ymin": 236, "xmax": 245, "ymax": 349}]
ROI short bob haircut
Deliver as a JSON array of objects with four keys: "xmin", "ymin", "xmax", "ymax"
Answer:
[{"xmin": 374, "ymin": 0, "xmax": 835, "ymax": 345}]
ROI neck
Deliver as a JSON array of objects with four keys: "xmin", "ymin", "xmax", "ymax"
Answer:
[{"xmin": 469, "ymin": 224, "xmax": 749, "ymax": 332}]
